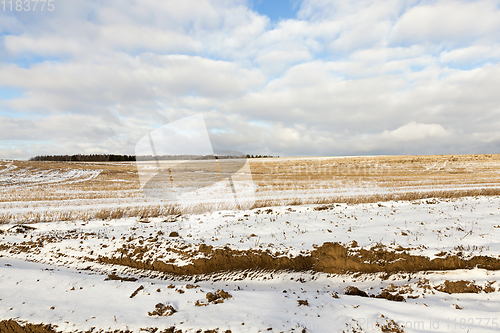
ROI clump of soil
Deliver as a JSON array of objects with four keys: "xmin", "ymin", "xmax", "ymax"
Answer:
[
  {"xmin": 435, "ymin": 280, "xmax": 482, "ymax": 294},
  {"xmin": 195, "ymin": 300, "xmax": 208, "ymax": 306},
  {"xmin": 416, "ymin": 278, "xmax": 433, "ymax": 293},
  {"xmin": 297, "ymin": 300, "xmax": 309, "ymax": 306},
  {"xmin": 169, "ymin": 231, "xmax": 179, "ymax": 237},
  {"xmin": 314, "ymin": 204, "xmax": 334, "ymax": 211},
  {"xmin": 186, "ymin": 284, "xmax": 200, "ymax": 289},
  {"xmin": 129, "ymin": 285, "xmax": 144, "ymax": 298},
  {"xmin": 148, "ymin": 302, "xmax": 177, "ymax": 317},
  {"xmin": 375, "ymin": 291, "xmax": 405, "ymax": 302},
  {"xmin": 344, "ymin": 286, "xmax": 368, "ymax": 297},
  {"xmin": 104, "ymin": 273, "xmax": 137, "ymax": 282},
  {"xmin": 376, "ymin": 315, "xmax": 405, "ymax": 332},
  {"xmin": 344, "ymin": 285, "xmax": 405, "ymax": 302},
  {"xmin": 205, "ymin": 289, "xmax": 232, "ymax": 304},
  {"xmin": 0, "ymin": 319, "xmax": 58, "ymax": 333}
]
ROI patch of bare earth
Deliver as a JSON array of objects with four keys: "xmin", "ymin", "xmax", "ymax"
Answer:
[
  {"xmin": 0, "ymin": 320, "xmax": 232, "ymax": 333},
  {"xmin": 93, "ymin": 242, "xmax": 500, "ymax": 276}
]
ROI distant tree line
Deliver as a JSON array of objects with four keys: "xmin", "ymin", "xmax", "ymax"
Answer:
[
  {"xmin": 30, "ymin": 153, "xmax": 276, "ymax": 162},
  {"xmin": 246, "ymin": 154, "xmax": 275, "ymax": 158},
  {"xmin": 137, "ymin": 154, "xmax": 248, "ymax": 160},
  {"xmin": 137, "ymin": 154, "xmax": 276, "ymax": 160},
  {"xmin": 30, "ymin": 154, "xmax": 136, "ymax": 162}
]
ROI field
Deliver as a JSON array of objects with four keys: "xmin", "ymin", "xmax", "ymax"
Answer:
[{"xmin": 1, "ymin": 154, "xmax": 500, "ymax": 332}]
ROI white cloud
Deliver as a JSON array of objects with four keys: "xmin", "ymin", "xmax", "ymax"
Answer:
[
  {"xmin": 0, "ymin": 54, "xmax": 266, "ymax": 115},
  {"xmin": 4, "ymin": 35, "xmax": 83, "ymax": 56},
  {"xmin": 254, "ymin": 48, "xmax": 312, "ymax": 74},
  {"xmin": 390, "ymin": 0, "xmax": 500, "ymax": 46},
  {"xmin": 381, "ymin": 121, "xmax": 450, "ymax": 141},
  {"xmin": 1, "ymin": 0, "xmax": 500, "ymax": 159},
  {"xmin": 440, "ymin": 44, "xmax": 500, "ymax": 65}
]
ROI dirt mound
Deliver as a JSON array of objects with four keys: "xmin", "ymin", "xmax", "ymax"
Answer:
[
  {"xmin": 375, "ymin": 291, "xmax": 405, "ymax": 302},
  {"xmin": 96, "ymin": 241, "xmax": 500, "ymax": 277},
  {"xmin": 344, "ymin": 286, "xmax": 368, "ymax": 297},
  {"xmin": 205, "ymin": 289, "xmax": 232, "ymax": 304},
  {"xmin": 0, "ymin": 320, "xmax": 231, "ymax": 333},
  {"xmin": 98, "ymin": 243, "xmax": 315, "ymax": 275},
  {"xmin": 0, "ymin": 320, "xmax": 58, "ymax": 333},
  {"xmin": 435, "ymin": 280, "xmax": 483, "ymax": 294},
  {"xmin": 313, "ymin": 242, "xmax": 500, "ymax": 274},
  {"xmin": 148, "ymin": 302, "xmax": 177, "ymax": 317},
  {"xmin": 344, "ymin": 286, "xmax": 405, "ymax": 301}
]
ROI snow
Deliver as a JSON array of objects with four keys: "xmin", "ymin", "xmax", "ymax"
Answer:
[
  {"xmin": 1, "ymin": 197, "xmax": 500, "ymax": 331},
  {"xmin": 0, "ymin": 166, "xmax": 101, "ymax": 187},
  {"xmin": 2, "ymin": 196, "xmax": 500, "ymax": 267},
  {"xmin": 1, "ymin": 257, "xmax": 500, "ymax": 332},
  {"xmin": 2, "ymin": 160, "xmax": 500, "ymax": 332}
]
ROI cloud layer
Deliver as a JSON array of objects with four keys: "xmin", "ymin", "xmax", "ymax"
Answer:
[{"xmin": 1, "ymin": 0, "xmax": 500, "ymax": 159}]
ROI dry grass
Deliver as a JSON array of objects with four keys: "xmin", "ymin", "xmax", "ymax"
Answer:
[
  {"xmin": 249, "ymin": 154, "xmax": 500, "ymax": 192},
  {"xmin": 2, "ymin": 154, "xmax": 500, "ymax": 223},
  {"xmin": 0, "ymin": 205, "xmax": 182, "ymax": 225},
  {"xmin": 251, "ymin": 187, "xmax": 500, "ymax": 209},
  {"xmin": 0, "ymin": 213, "xmax": 13, "ymax": 224}
]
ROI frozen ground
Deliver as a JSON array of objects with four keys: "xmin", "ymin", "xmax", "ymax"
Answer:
[
  {"xmin": 1, "ymin": 256, "xmax": 500, "ymax": 333},
  {"xmin": 2, "ymin": 196, "xmax": 500, "ymax": 267},
  {"xmin": 1, "ymin": 157, "xmax": 500, "ymax": 332},
  {"xmin": 1, "ymin": 196, "xmax": 500, "ymax": 332},
  {"xmin": 0, "ymin": 162, "xmax": 101, "ymax": 187}
]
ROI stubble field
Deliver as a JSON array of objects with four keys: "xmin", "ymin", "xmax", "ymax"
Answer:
[{"xmin": 1, "ymin": 154, "xmax": 500, "ymax": 332}]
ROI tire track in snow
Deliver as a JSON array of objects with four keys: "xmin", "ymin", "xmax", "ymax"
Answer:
[{"xmin": 0, "ymin": 168, "xmax": 102, "ymax": 188}]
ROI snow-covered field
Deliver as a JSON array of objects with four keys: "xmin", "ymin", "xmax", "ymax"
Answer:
[
  {"xmin": 0, "ymin": 161, "xmax": 101, "ymax": 187},
  {"xmin": 1, "ymin": 155, "xmax": 500, "ymax": 332}
]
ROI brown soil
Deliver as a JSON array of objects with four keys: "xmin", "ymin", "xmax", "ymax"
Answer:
[
  {"xmin": 0, "ymin": 320, "xmax": 231, "ymax": 333},
  {"xmin": 376, "ymin": 315, "xmax": 405, "ymax": 333},
  {"xmin": 205, "ymin": 289, "xmax": 232, "ymax": 304},
  {"xmin": 435, "ymin": 280, "xmax": 483, "ymax": 294},
  {"xmin": 148, "ymin": 302, "xmax": 177, "ymax": 317},
  {"xmin": 297, "ymin": 300, "xmax": 309, "ymax": 306},
  {"xmin": 375, "ymin": 291, "xmax": 405, "ymax": 302},
  {"xmin": 96, "ymin": 241, "xmax": 500, "ymax": 276},
  {"xmin": 104, "ymin": 273, "xmax": 137, "ymax": 282},
  {"xmin": 0, "ymin": 319, "xmax": 57, "ymax": 333},
  {"xmin": 344, "ymin": 286, "xmax": 405, "ymax": 301},
  {"xmin": 129, "ymin": 285, "xmax": 144, "ymax": 298},
  {"xmin": 344, "ymin": 286, "xmax": 368, "ymax": 297}
]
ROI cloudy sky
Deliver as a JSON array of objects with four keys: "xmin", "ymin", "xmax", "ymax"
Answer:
[{"xmin": 1, "ymin": 0, "xmax": 500, "ymax": 159}]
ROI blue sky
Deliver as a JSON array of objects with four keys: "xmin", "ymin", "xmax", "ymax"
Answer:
[
  {"xmin": 0, "ymin": 87, "xmax": 22, "ymax": 101},
  {"xmin": 1, "ymin": 0, "xmax": 500, "ymax": 159},
  {"xmin": 252, "ymin": 0, "xmax": 300, "ymax": 22}
]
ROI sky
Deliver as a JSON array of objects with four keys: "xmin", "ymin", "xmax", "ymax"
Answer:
[{"xmin": 1, "ymin": 0, "xmax": 500, "ymax": 159}]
